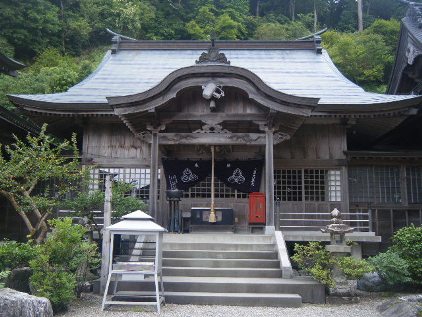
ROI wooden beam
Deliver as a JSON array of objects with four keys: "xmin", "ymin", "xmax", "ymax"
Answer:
[
  {"xmin": 156, "ymin": 112, "xmax": 268, "ymax": 123},
  {"xmin": 138, "ymin": 132, "xmax": 273, "ymax": 145}
]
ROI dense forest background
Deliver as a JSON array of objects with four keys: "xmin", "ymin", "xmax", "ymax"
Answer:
[{"xmin": 0, "ymin": 0, "xmax": 418, "ymax": 110}]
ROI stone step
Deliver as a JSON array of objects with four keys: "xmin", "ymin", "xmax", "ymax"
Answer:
[
  {"xmin": 163, "ymin": 233, "xmax": 273, "ymax": 244},
  {"xmin": 114, "ymin": 291, "xmax": 302, "ymax": 307},
  {"xmin": 112, "ymin": 276, "xmax": 325, "ymax": 304},
  {"xmin": 164, "ymin": 242, "xmax": 275, "ymax": 251},
  {"xmin": 163, "ymin": 250, "xmax": 278, "ymax": 259},
  {"xmin": 163, "ymin": 258, "xmax": 280, "ymax": 268},
  {"xmin": 162, "ymin": 267, "xmax": 283, "ymax": 278}
]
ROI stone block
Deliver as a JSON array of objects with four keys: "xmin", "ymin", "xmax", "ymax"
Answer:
[
  {"xmin": 5, "ymin": 267, "xmax": 32, "ymax": 293},
  {"xmin": 357, "ymin": 272, "xmax": 388, "ymax": 292},
  {"xmin": 0, "ymin": 288, "xmax": 53, "ymax": 317},
  {"xmin": 378, "ymin": 297, "xmax": 422, "ymax": 317}
]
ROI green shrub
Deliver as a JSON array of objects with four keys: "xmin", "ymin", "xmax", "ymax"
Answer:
[
  {"xmin": 368, "ymin": 250, "xmax": 412, "ymax": 285},
  {"xmin": 391, "ymin": 225, "xmax": 422, "ymax": 284},
  {"xmin": 292, "ymin": 242, "xmax": 374, "ymax": 287},
  {"xmin": 337, "ymin": 256, "xmax": 374, "ymax": 280},
  {"xmin": 308, "ymin": 263, "xmax": 335, "ymax": 288},
  {"xmin": 0, "ymin": 240, "xmax": 37, "ymax": 271},
  {"xmin": 30, "ymin": 218, "xmax": 99, "ymax": 312},
  {"xmin": 30, "ymin": 256, "xmax": 76, "ymax": 312},
  {"xmin": 291, "ymin": 242, "xmax": 335, "ymax": 287}
]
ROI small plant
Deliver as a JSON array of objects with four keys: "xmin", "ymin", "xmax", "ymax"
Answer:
[
  {"xmin": 369, "ymin": 250, "xmax": 413, "ymax": 286},
  {"xmin": 391, "ymin": 225, "xmax": 422, "ymax": 283},
  {"xmin": 336, "ymin": 256, "xmax": 374, "ymax": 280},
  {"xmin": 30, "ymin": 218, "xmax": 99, "ymax": 313}
]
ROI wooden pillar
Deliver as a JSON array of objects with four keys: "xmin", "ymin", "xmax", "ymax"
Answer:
[
  {"xmin": 265, "ymin": 128, "xmax": 275, "ymax": 233},
  {"xmin": 149, "ymin": 131, "xmax": 159, "ymax": 220}
]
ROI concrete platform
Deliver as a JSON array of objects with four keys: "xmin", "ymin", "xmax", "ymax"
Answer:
[
  {"xmin": 283, "ymin": 231, "xmax": 381, "ymax": 242},
  {"xmin": 96, "ymin": 232, "xmax": 325, "ymax": 306},
  {"xmin": 110, "ymin": 276, "xmax": 325, "ymax": 304}
]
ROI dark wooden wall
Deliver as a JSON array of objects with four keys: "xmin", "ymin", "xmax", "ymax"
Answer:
[{"xmin": 82, "ymin": 121, "xmax": 150, "ymax": 167}]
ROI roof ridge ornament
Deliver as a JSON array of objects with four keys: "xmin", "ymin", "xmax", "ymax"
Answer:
[
  {"xmin": 107, "ymin": 28, "xmax": 137, "ymax": 54},
  {"xmin": 407, "ymin": 2, "xmax": 422, "ymax": 28},
  {"xmin": 195, "ymin": 40, "xmax": 230, "ymax": 65},
  {"xmin": 314, "ymin": 36, "xmax": 322, "ymax": 54}
]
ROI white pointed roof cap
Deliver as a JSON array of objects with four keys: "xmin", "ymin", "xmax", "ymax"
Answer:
[
  {"xmin": 107, "ymin": 210, "xmax": 166, "ymax": 233},
  {"xmin": 122, "ymin": 210, "xmax": 153, "ymax": 220}
]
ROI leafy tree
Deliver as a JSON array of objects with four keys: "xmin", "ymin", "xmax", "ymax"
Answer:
[
  {"xmin": 254, "ymin": 20, "xmax": 310, "ymax": 40},
  {"xmin": 323, "ymin": 30, "xmax": 392, "ymax": 90},
  {"xmin": 216, "ymin": 13, "xmax": 243, "ymax": 40},
  {"xmin": 186, "ymin": 5, "xmax": 217, "ymax": 39},
  {"xmin": 0, "ymin": 37, "xmax": 14, "ymax": 57},
  {"xmin": 0, "ymin": 47, "xmax": 105, "ymax": 110},
  {"xmin": 0, "ymin": 0, "xmax": 61, "ymax": 59},
  {"xmin": 0, "ymin": 124, "xmax": 81, "ymax": 243},
  {"xmin": 364, "ymin": 19, "xmax": 400, "ymax": 54}
]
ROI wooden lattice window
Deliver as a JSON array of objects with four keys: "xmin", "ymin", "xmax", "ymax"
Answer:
[
  {"xmin": 406, "ymin": 166, "xmax": 422, "ymax": 204},
  {"xmin": 274, "ymin": 168, "xmax": 342, "ymax": 202},
  {"xmin": 183, "ymin": 176, "xmax": 248, "ymax": 199},
  {"xmin": 89, "ymin": 168, "xmax": 157, "ymax": 200},
  {"xmin": 274, "ymin": 169, "xmax": 302, "ymax": 201},
  {"xmin": 348, "ymin": 166, "xmax": 401, "ymax": 204}
]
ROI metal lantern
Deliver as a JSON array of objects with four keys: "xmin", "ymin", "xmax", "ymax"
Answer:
[{"xmin": 101, "ymin": 210, "xmax": 167, "ymax": 313}]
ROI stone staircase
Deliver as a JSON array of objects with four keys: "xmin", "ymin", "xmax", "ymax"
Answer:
[{"xmin": 110, "ymin": 233, "xmax": 325, "ymax": 307}]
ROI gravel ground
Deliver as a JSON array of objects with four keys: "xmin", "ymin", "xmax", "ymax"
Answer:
[{"xmin": 58, "ymin": 293, "xmax": 386, "ymax": 317}]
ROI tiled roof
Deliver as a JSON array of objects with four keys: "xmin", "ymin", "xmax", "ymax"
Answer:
[{"xmin": 10, "ymin": 42, "xmax": 418, "ymax": 108}]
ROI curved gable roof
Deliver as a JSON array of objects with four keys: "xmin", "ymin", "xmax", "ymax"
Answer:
[{"xmin": 9, "ymin": 40, "xmax": 421, "ymax": 115}]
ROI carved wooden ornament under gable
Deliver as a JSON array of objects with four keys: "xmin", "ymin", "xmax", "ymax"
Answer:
[
  {"xmin": 193, "ymin": 124, "xmax": 230, "ymax": 134},
  {"xmin": 195, "ymin": 45, "xmax": 230, "ymax": 65}
]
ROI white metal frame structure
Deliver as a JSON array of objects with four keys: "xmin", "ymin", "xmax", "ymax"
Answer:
[{"xmin": 101, "ymin": 210, "xmax": 166, "ymax": 313}]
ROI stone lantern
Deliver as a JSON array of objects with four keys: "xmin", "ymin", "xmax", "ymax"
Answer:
[
  {"xmin": 321, "ymin": 208, "xmax": 354, "ymax": 255},
  {"xmin": 321, "ymin": 208, "xmax": 357, "ymax": 298}
]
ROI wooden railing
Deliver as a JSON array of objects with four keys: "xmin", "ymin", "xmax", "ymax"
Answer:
[
  {"xmin": 274, "ymin": 201, "xmax": 372, "ymax": 232},
  {"xmin": 349, "ymin": 205, "xmax": 422, "ymax": 237}
]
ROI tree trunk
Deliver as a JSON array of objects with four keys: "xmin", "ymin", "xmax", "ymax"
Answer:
[
  {"xmin": 290, "ymin": 0, "xmax": 295, "ymax": 21},
  {"xmin": 23, "ymin": 191, "xmax": 49, "ymax": 243},
  {"xmin": 60, "ymin": 0, "xmax": 66, "ymax": 53},
  {"xmin": 314, "ymin": 0, "xmax": 318, "ymax": 33},
  {"xmin": 357, "ymin": 0, "xmax": 363, "ymax": 32},
  {"xmin": 256, "ymin": 0, "xmax": 260, "ymax": 17}
]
